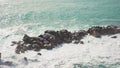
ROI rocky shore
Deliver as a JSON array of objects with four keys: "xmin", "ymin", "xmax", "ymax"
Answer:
[
  {"xmin": 0, "ymin": 25, "xmax": 120, "ymax": 67},
  {"xmin": 8, "ymin": 25, "xmax": 120, "ymax": 54}
]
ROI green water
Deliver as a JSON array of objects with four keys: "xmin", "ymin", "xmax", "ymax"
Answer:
[{"xmin": 0, "ymin": 0, "xmax": 120, "ymax": 29}]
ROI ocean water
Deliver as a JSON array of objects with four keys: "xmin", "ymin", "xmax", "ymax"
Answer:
[{"xmin": 0, "ymin": 0, "xmax": 120, "ymax": 68}]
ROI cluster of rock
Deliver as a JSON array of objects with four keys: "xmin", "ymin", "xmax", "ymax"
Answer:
[
  {"xmin": 11, "ymin": 25, "xmax": 120, "ymax": 54},
  {"xmin": 88, "ymin": 25, "xmax": 120, "ymax": 37}
]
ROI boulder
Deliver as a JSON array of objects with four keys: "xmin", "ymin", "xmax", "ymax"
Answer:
[
  {"xmin": 87, "ymin": 26, "xmax": 102, "ymax": 37},
  {"xmin": 72, "ymin": 30, "xmax": 87, "ymax": 40},
  {"xmin": 23, "ymin": 34, "xmax": 30, "ymax": 43},
  {"xmin": 58, "ymin": 29, "xmax": 72, "ymax": 43}
]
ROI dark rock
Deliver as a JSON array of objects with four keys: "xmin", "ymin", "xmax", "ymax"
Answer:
[
  {"xmin": 32, "ymin": 44, "xmax": 41, "ymax": 51},
  {"xmin": 87, "ymin": 26, "xmax": 102, "ymax": 37},
  {"xmin": 116, "ymin": 27, "xmax": 120, "ymax": 33},
  {"xmin": 11, "ymin": 41, "xmax": 18, "ymax": 46},
  {"xmin": 45, "ymin": 30, "xmax": 57, "ymax": 35},
  {"xmin": 87, "ymin": 26, "xmax": 117, "ymax": 37},
  {"xmin": 12, "ymin": 25, "xmax": 120, "ymax": 54},
  {"xmin": 24, "ymin": 57, "xmax": 28, "ymax": 61},
  {"xmin": 43, "ymin": 39, "xmax": 49, "ymax": 44},
  {"xmin": 4, "ymin": 61, "xmax": 12, "ymax": 65},
  {"xmin": 15, "ymin": 41, "xmax": 28, "ymax": 54},
  {"xmin": 43, "ymin": 44, "xmax": 53, "ymax": 49},
  {"xmin": 72, "ymin": 30, "xmax": 87, "ymax": 41},
  {"xmin": 37, "ymin": 53, "xmax": 42, "ymax": 56},
  {"xmin": 23, "ymin": 34, "xmax": 43, "ymax": 44},
  {"xmin": 58, "ymin": 29, "xmax": 72, "ymax": 43},
  {"xmin": 111, "ymin": 36, "xmax": 117, "ymax": 38},
  {"xmin": 23, "ymin": 34, "xmax": 30, "ymax": 43},
  {"xmin": 0, "ymin": 53, "xmax": 1, "ymax": 62},
  {"xmin": 80, "ymin": 41, "xmax": 84, "ymax": 44},
  {"xmin": 45, "ymin": 30, "xmax": 63, "ymax": 44},
  {"xmin": 12, "ymin": 41, "xmax": 18, "ymax": 44},
  {"xmin": 43, "ymin": 33, "xmax": 57, "ymax": 45}
]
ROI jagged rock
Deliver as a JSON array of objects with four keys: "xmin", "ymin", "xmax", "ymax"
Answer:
[
  {"xmin": 32, "ymin": 44, "xmax": 41, "ymax": 51},
  {"xmin": 23, "ymin": 34, "xmax": 42, "ymax": 44},
  {"xmin": 15, "ymin": 41, "xmax": 30, "ymax": 54},
  {"xmin": 11, "ymin": 25, "xmax": 120, "ymax": 54},
  {"xmin": 58, "ymin": 29, "xmax": 72, "ymax": 43},
  {"xmin": 23, "ymin": 34, "xmax": 30, "ymax": 43},
  {"xmin": 72, "ymin": 30, "xmax": 87, "ymax": 40},
  {"xmin": 87, "ymin": 25, "xmax": 118, "ymax": 37},
  {"xmin": 87, "ymin": 26, "xmax": 102, "ymax": 37},
  {"xmin": 44, "ymin": 30, "xmax": 62, "ymax": 44}
]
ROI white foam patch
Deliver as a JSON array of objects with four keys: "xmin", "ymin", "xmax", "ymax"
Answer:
[{"xmin": 0, "ymin": 33, "xmax": 120, "ymax": 68}]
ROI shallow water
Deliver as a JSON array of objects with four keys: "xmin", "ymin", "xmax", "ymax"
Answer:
[{"xmin": 0, "ymin": 0, "xmax": 120, "ymax": 68}]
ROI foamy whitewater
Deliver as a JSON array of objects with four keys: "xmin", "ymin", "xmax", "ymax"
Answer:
[{"xmin": 0, "ymin": 0, "xmax": 120, "ymax": 68}]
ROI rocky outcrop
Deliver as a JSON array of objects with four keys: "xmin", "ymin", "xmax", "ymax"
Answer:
[
  {"xmin": 87, "ymin": 25, "xmax": 120, "ymax": 37},
  {"xmin": 11, "ymin": 25, "xmax": 120, "ymax": 54}
]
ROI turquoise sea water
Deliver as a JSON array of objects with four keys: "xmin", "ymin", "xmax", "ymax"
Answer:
[
  {"xmin": 0, "ymin": 0, "xmax": 120, "ymax": 29},
  {"xmin": 0, "ymin": 0, "xmax": 120, "ymax": 68}
]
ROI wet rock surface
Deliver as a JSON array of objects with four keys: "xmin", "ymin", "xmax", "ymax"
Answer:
[
  {"xmin": 11, "ymin": 25, "xmax": 120, "ymax": 54},
  {"xmin": 111, "ymin": 36, "xmax": 117, "ymax": 38},
  {"xmin": 87, "ymin": 25, "xmax": 120, "ymax": 37}
]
